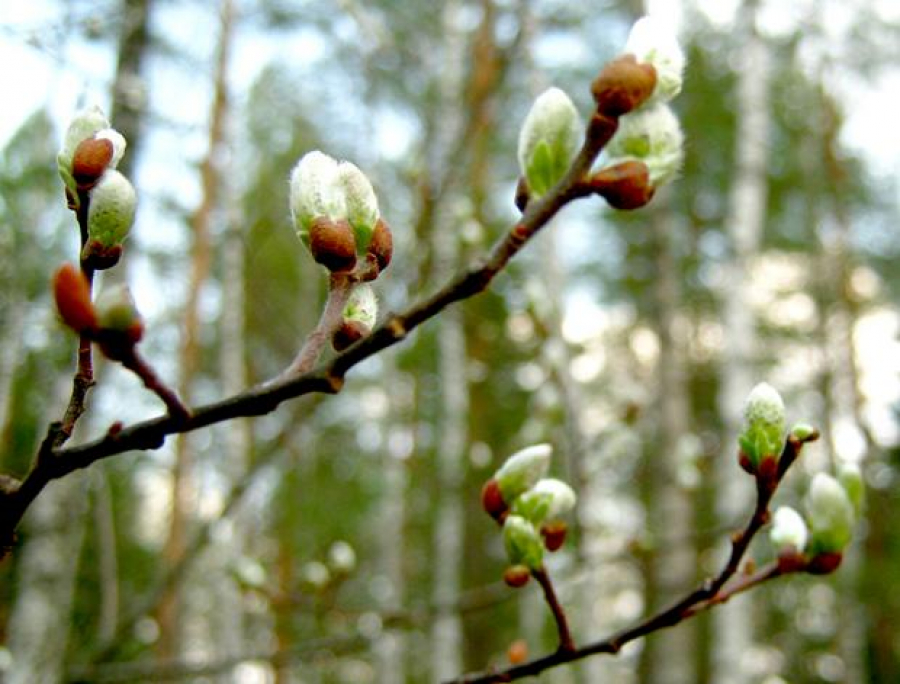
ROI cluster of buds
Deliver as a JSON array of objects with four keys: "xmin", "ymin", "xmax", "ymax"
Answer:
[
  {"xmin": 770, "ymin": 464, "xmax": 863, "ymax": 574},
  {"xmin": 290, "ymin": 151, "xmax": 392, "ymax": 278},
  {"xmin": 514, "ymin": 15, "xmax": 685, "ymax": 213},
  {"xmin": 52, "ymin": 263, "xmax": 144, "ymax": 360},
  {"xmin": 590, "ymin": 15, "xmax": 685, "ymax": 207},
  {"xmin": 57, "ymin": 106, "xmax": 135, "ymax": 269},
  {"xmin": 481, "ymin": 444, "xmax": 577, "ymax": 587}
]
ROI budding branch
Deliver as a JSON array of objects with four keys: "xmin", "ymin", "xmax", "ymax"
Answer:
[
  {"xmin": 0, "ymin": 110, "xmax": 619, "ymax": 556},
  {"xmin": 443, "ymin": 432, "xmax": 820, "ymax": 684}
]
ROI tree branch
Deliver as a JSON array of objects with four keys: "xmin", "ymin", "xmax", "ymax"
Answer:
[{"xmin": 0, "ymin": 110, "xmax": 618, "ymax": 556}]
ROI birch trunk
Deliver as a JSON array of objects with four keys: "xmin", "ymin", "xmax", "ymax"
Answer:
[
  {"xmin": 714, "ymin": 2, "xmax": 771, "ymax": 682},
  {"xmin": 819, "ymin": 88, "xmax": 870, "ymax": 684},
  {"xmin": 646, "ymin": 199, "xmax": 697, "ymax": 684},
  {"xmin": 424, "ymin": 1, "xmax": 469, "ymax": 678}
]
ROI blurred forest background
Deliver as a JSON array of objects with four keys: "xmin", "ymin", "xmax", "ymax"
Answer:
[{"xmin": 1, "ymin": 0, "xmax": 899, "ymax": 682}]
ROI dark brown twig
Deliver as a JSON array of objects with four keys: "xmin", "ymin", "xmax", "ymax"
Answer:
[{"xmin": 532, "ymin": 567, "xmax": 575, "ymax": 653}]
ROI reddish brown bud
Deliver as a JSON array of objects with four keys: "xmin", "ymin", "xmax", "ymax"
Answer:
[
  {"xmin": 72, "ymin": 137, "xmax": 114, "ymax": 190},
  {"xmin": 738, "ymin": 450, "xmax": 755, "ymax": 475},
  {"xmin": 776, "ymin": 548, "xmax": 807, "ymax": 574},
  {"xmin": 81, "ymin": 240, "xmax": 123, "ymax": 271},
  {"xmin": 540, "ymin": 520, "xmax": 568, "ymax": 552},
  {"xmin": 591, "ymin": 160, "xmax": 654, "ymax": 211},
  {"xmin": 309, "ymin": 217, "xmax": 357, "ymax": 272},
  {"xmin": 481, "ymin": 478, "xmax": 508, "ymax": 522},
  {"xmin": 806, "ymin": 551, "xmax": 843, "ymax": 575},
  {"xmin": 367, "ymin": 218, "xmax": 393, "ymax": 272},
  {"xmin": 503, "ymin": 564, "xmax": 531, "ymax": 588},
  {"xmin": 53, "ymin": 263, "xmax": 97, "ymax": 334},
  {"xmin": 591, "ymin": 55, "xmax": 657, "ymax": 117},
  {"xmin": 332, "ymin": 320, "xmax": 371, "ymax": 352},
  {"xmin": 507, "ymin": 639, "xmax": 529, "ymax": 665}
]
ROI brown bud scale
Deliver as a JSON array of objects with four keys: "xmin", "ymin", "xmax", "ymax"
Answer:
[
  {"xmin": 332, "ymin": 320, "xmax": 370, "ymax": 352},
  {"xmin": 592, "ymin": 160, "xmax": 654, "ymax": 211},
  {"xmin": 309, "ymin": 217, "xmax": 357, "ymax": 272},
  {"xmin": 72, "ymin": 137, "xmax": 114, "ymax": 190},
  {"xmin": 591, "ymin": 55, "xmax": 657, "ymax": 117},
  {"xmin": 540, "ymin": 520, "xmax": 568, "ymax": 552},
  {"xmin": 481, "ymin": 479, "xmax": 508, "ymax": 522},
  {"xmin": 503, "ymin": 565, "xmax": 531, "ymax": 588},
  {"xmin": 53, "ymin": 263, "xmax": 97, "ymax": 334},
  {"xmin": 367, "ymin": 218, "xmax": 393, "ymax": 272}
]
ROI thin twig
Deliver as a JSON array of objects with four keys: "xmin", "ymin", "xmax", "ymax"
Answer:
[{"xmin": 532, "ymin": 567, "xmax": 574, "ymax": 653}]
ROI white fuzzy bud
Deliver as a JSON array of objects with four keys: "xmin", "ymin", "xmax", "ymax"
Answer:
[
  {"xmin": 88, "ymin": 170, "xmax": 137, "ymax": 247},
  {"xmin": 290, "ymin": 151, "xmax": 345, "ymax": 241},
  {"xmin": 807, "ymin": 473, "xmax": 855, "ymax": 554},
  {"xmin": 502, "ymin": 514, "xmax": 544, "ymax": 570},
  {"xmin": 343, "ymin": 284, "xmax": 378, "ymax": 329},
  {"xmin": 604, "ymin": 104, "xmax": 684, "ymax": 187},
  {"xmin": 95, "ymin": 128, "xmax": 128, "ymax": 169},
  {"xmin": 495, "ymin": 444, "xmax": 552, "ymax": 503},
  {"xmin": 512, "ymin": 478, "xmax": 577, "ymax": 524},
  {"xmin": 337, "ymin": 161, "xmax": 380, "ymax": 252},
  {"xmin": 770, "ymin": 506, "xmax": 808, "ymax": 552},
  {"xmin": 517, "ymin": 87, "xmax": 582, "ymax": 198},
  {"xmin": 624, "ymin": 15, "xmax": 685, "ymax": 105}
]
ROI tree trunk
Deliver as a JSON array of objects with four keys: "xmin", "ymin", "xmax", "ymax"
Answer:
[
  {"xmin": 645, "ymin": 198, "xmax": 697, "ymax": 684},
  {"xmin": 713, "ymin": 2, "xmax": 771, "ymax": 682},
  {"xmin": 158, "ymin": 0, "xmax": 234, "ymax": 660}
]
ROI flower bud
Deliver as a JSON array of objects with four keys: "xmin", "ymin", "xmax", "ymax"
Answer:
[
  {"xmin": 290, "ymin": 151, "xmax": 344, "ymax": 242},
  {"xmin": 87, "ymin": 170, "xmax": 137, "ymax": 249},
  {"xmin": 338, "ymin": 161, "xmax": 380, "ymax": 253},
  {"xmin": 503, "ymin": 564, "xmax": 531, "ymax": 588},
  {"xmin": 623, "ymin": 15, "xmax": 685, "ymax": 105},
  {"xmin": 737, "ymin": 382, "xmax": 786, "ymax": 472},
  {"xmin": 517, "ymin": 87, "xmax": 582, "ymax": 199},
  {"xmin": 95, "ymin": 284, "xmax": 144, "ymax": 344},
  {"xmin": 590, "ymin": 160, "xmax": 654, "ymax": 210},
  {"xmin": 481, "ymin": 478, "xmax": 508, "ymax": 521},
  {"xmin": 53, "ymin": 263, "xmax": 98, "ymax": 334},
  {"xmin": 769, "ymin": 506, "xmax": 808, "ymax": 553},
  {"xmin": 72, "ymin": 138, "xmax": 114, "ymax": 190},
  {"xmin": 58, "ymin": 106, "xmax": 127, "ymax": 202},
  {"xmin": 511, "ymin": 478, "xmax": 577, "ymax": 525},
  {"xmin": 332, "ymin": 320, "xmax": 370, "ymax": 352},
  {"xmin": 591, "ymin": 55, "xmax": 657, "ymax": 117},
  {"xmin": 790, "ymin": 422, "xmax": 818, "ymax": 442},
  {"xmin": 367, "ymin": 218, "xmax": 393, "ymax": 272},
  {"xmin": 495, "ymin": 443, "xmax": 552, "ymax": 503},
  {"xmin": 540, "ymin": 520, "xmax": 568, "ymax": 552},
  {"xmin": 502, "ymin": 515, "xmax": 544, "ymax": 570},
  {"xmin": 603, "ymin": 104, "xmax": 684, "ymax": 187},
  {"xmin": 308, "ymin": 217, "xmax": 357, "ymax": 272},
  {"xmin": 343, "ymin": 284, "xmax": 378, "ymax": 329},
  {"xmin": 807, "ymin": 473, "xmax": 855, "ymax": 555}
]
